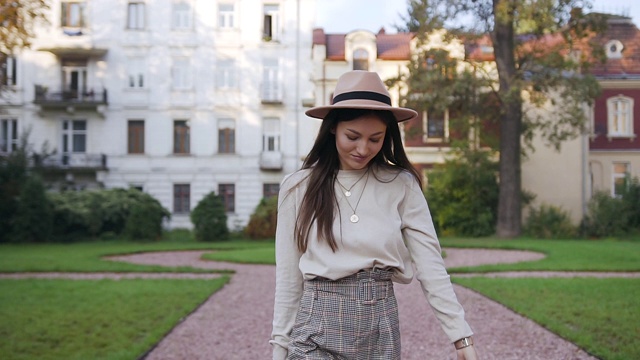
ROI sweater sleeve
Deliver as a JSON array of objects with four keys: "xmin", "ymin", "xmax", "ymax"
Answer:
[
  {"xmin": 270, "ymin": 175, "xmax": 304, "ymax": 359},
  {"xmin": 400, "ymin": 175, "xmax": 473, "ymax": 342}
]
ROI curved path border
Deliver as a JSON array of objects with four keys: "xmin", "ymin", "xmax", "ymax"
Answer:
[{"xmin": 5, "ymin": 248, "xmax": 639, "ymax": 359}]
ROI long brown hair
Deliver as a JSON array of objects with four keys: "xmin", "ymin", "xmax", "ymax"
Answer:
[{"xmin": 294, "ymin": 108, "xmax": 421, "ymax": 253}]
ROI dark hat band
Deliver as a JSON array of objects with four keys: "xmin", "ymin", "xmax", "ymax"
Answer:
[{"xmin": 332, "ymin": 91, "xmax": 391, "ymax": 106}]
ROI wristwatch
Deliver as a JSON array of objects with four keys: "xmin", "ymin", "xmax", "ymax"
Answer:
[{"xmin": 454, "ymin": 336, "xmax": 474, "ymax": 350}]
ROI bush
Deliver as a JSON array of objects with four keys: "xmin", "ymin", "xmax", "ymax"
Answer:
[
  {"xmin": 524, "ymin": 204, "xmax": 576, "ymax": 239},
  {"xmin": 245, "ymin": 196, "xmax": 278, "ymax": 239},
  {"xmin": 425, "ymin": 150, "xmax": 499, "ymax": 237},
  {"xmin": 0, "ymin": 147, "xmax": 28, "ymax": 242},
  {"xmin": 12, "ymin": 175, "xmax": 53, "ymax": 243},
  {"xmin": 581, "ymin": 191, "xmax": 628, "ymax": 238},
  {"xmin": 190, "ymin": 192, "xmax": 229, "ymax": 242},
  {"xmin": 620, "ymin": 176, "xmax": 640, "ymax": 231},
  {"xmin": 49, "ymin": 188, "xmax": 170, "ymax": 241}
]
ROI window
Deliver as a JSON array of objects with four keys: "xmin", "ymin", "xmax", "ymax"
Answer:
[
  {"xmin": 172, "ymin": 0, "xmax": 192, "ymax": 30},
  {"xmin": 262, "ymin": 4, "xmax": 280, "ymax": 41},
  {"xmin": 218, "ymin": 184, "xmax": 235, "ymax": 212},
  {"xmin": 263, "ymin": 118, "xmax": 280, "ymax": 151},
  {"xmin": 218, "ymin": 3, "xmax": 234, "ymax": 28},
  {"xmin": 353, "ymin": 49, "xmax": 369, "ymax": 71},
  {"xmin": 62, "ymin": 120, "xmax": 86, "ymax": 154},
  {"xmin": 127, "ymin": 58, "xmax": 145, "ymax": 88},
  {"xmin": 263, "ymin": 183, "xmax": 279, "ymax": 198},
  {"xmin": 0, "ymin": 119, "xmax": 18, "ymax": 153},
  {"xmin": 216, "ymin": 59, "xmax": 237, "ymax": 89},
  {"xmin": 173, "ymin": 184, "xmax": 190, "ymax": 213},
  {"xmin": 128, "ymin": 120, "xmax": 145, "ymax": 154},
  {"xmin": 605, "ymin": 40, "xmax": 624, "ymax": 59},
  {"xmin": 218, "ymin": 118, "xmax": 235, "ymax": 154},
  {"xmin": 422, "ymin": 109, "xmax": 449, "ymax": 142},
  {"xmin": 612, "ymin": 162, "xmax": 630, "ymax": 197},
  {"xmin": 172, "ymin": 58, "xmax": 192, "ymax": 90},
  {"xmin": 262, "ymin": 58, "xmax": 280, "ymax": 102},
  {"xmin": 607, "ymin": 96, "xmax": 634, "ymax": 137},
  {"xmin": 173, "ymin": 120, "xmax": 190, "ymax": 154},
  {"xmin": 61, "ymin": 1, "xmax": 86, "ymax": 28},
  {"xmin": 1, "ymin": 55, "xmax": 16, "ymax": 86},
  {"xmin": 127, "ymin": 2, "xmax": 145, "ymax": 29}
]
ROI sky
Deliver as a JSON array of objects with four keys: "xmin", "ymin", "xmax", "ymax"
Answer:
[{"xmin": 315, "ymin": 0, "xmax": 640, "ymax": 34}]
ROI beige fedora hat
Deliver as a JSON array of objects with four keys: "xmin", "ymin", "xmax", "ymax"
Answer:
[{"xmin": 305, "ymin": 70, "xmax": 418, "ymax": 122}]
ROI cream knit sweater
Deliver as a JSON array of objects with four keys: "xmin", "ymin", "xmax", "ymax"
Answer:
[{"xmin": 270, "ymin": 165, "xmax": 473, "ymax": 359}]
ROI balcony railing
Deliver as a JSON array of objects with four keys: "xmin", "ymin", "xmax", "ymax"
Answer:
[
  {"xmin": 37, "ymin": 153, "xmax": 107, "ymax": 170},
  {"xmin": 260, "ymin": 82, "xmax": 283, "ymax": 104},
  {"xmin": 259, "ymin": 151, "xmax": 283, "ymax": 170},
  {"xmin": 34, "ymin": 85, "xmax": 108, "ymax": 109}
]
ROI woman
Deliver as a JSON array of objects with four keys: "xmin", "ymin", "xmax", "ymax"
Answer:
[{"xmin": 270, "ymin": 71, "xmax": 478, "ymax": 359}]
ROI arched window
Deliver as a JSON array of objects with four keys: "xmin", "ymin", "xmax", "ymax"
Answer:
[{"xmin": 353, "ymin": 48, "xmax": 369, "ymax": 71}]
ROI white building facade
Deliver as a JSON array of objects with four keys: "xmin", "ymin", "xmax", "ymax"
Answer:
[{"xmin": 1, "ymin": 0, "xmax": 317, "ymax": 230}]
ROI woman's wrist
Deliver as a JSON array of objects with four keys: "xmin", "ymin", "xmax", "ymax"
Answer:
[{"xmin": 454, "ymin": 336, "xmax": 474, "ymax": 350}]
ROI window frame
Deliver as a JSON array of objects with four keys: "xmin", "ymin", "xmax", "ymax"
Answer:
[
  {"xmin": 127, "ymin": 57, "xmax": 145, "ymax": 88},
  {"xmin": 61, "ymin": 0, "xmax": 86, "ymax": 29},
  {"xmin": 263, "ymin": 183, "xmax": 279, "ymax": 198},
  {"xmin": 262, "ymin": 4, "xmax": 280, "ymax": 41},
  {"xmin": 172, "ymin": 0, "xmax": 192, "ymax": 30},
  {"xmin": 1, "ymin": 55, "xmax": 17, "ymax": 86},
  {"xmin": 217, "ymin": 118, "xmax": 235, "ymax": 154},
  {"xmin": 0, "ymin": 118, "xmax": 18, "ymax": 154},
  {"xmin": 62, "ymin": 120, "xmax": 87, "ymax": 154},
  {"xmin": 173, "ymin": 183, "xmax": 191, "ymax": 214},
  {"xmin": 127, "ymin": 1, "xmax": 145, "ymax": 30},
  {"xmin": 218, "ymin": 3, "xmax": 235, "ymax": 29},
  {"xmin": 172, "ymin": 58, "xmax": 192, "ymax": 90},
  {"xmin": 218, "ymin": 183, "xmax": 235, "ymax": 213},
  {"xmin": 173, "ymin": 120, "xmax": 190, "ymax": 154},
  {"xmin": 127, "ymin": 120, "xmax": 145, "ymax": 154},
  {"xmin": 262, "ymin": 117, "xmax": 280, "ymax": 152},
  {"xmin": 216, "ymin": 58, "xmax": 237, "ymax": 89},
  {"xmin": 353, "ymin": 48, "xmax": 369, "ymax": 71},
  {"xmin": 421, "ymin": 109, "xmax": 449, "ymax": 143},
  {"xmin": 612, "ymin": 162, "xmax": 630, "ymax": 197},
  {"xmin": 607, "ymin": 96, "xmax": 635, "ymax": 138}
]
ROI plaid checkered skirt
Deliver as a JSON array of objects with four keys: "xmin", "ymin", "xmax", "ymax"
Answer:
[{"xmin": 288, "ymin": 268, "xmax": 400, "ymax": 359}]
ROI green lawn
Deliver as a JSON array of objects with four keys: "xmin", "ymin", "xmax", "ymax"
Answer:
[
  {"xmin": 1, "ymin": 235, "xmax": 638, "ymax": 360},
  {"xmin": 0, "ymin": 277, "xmax": 229, "ymax": 360}
]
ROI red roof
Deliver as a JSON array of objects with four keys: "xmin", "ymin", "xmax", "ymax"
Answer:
[{"xmin": 313, "ymin": 28, "xmax": 413, "ymax": 61}]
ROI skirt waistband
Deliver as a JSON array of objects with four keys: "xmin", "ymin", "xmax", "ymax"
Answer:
[{"xmin": 305, "ymin": 268, "xmax": 394, "ymax": 304}]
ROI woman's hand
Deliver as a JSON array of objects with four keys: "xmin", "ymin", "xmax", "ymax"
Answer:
[{"xmin": 456, "ymin": 345, "xmax": 478, "ymax": 360}]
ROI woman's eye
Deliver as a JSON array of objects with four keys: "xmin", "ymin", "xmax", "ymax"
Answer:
[
  {"xmin": 347, "ymin": 136, "xmax": 357, "ymax": 141},
  {"xmin": 370, "ymin": 139, "xmax": 381, "ymax": 143}
]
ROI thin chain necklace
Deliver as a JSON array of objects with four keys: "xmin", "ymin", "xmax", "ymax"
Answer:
[
  {"xmin": 339, "ymin": 168, "xmax": 370, "ymax": 223},
  {"xmin": 335, "ymin": 168, "xmax": 368, "ymax": 197}
]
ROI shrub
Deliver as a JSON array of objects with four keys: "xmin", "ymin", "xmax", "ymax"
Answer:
[
  {"xmin": 581, "ymin": 191, "xmax": 628, "ymax": 238},
  {"xmin": 0, "ymin": 147, "xmax": 28, "ymax": 242},
  {"xmin": 524, "ymin": 204, "xmax": 576, "ymax": 239},
  {"xmin": 12, "ymin": 175, "xmax": 53, "ymax": 243},
  {"xmin": 190, "ymin": 192, "xmax": 229, "ymax": 242},
  {"xmin": 245, "ymin": 196, "xmax": 278, "ymax": 240},
  {"xmin": 620, "ymin": 176, "xmax": 640, "ymax": 232},
  {"xmin": 425, "ymin": 150, "xmax": 499, "ymax": 237}
]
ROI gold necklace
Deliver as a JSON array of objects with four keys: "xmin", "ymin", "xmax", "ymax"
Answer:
[
  {"xmin": 335, "ymin": 169, "xmax": 368, "ymax": 197},
  {"xmin": 339, "ymin": 168, "xmax": 370, "ymax": 223}
]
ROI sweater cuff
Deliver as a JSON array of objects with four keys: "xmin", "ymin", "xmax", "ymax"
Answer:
[{"xmin": 272, "ymin": 343, "xmax": 288, "ymax": 360}]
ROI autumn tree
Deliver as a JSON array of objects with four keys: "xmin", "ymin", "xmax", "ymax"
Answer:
[
  {"xmin": 0, "ymin": 0, "xmax": 49, "ymax": 90},
  {"xmin": 398, "ymin": 0, "xmax": 604, "ymax": 237}
]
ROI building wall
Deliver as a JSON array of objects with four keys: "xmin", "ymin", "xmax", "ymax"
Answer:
[{"xmin": 2, "ymin": 0, "xmax": 317, "ymax": 230}]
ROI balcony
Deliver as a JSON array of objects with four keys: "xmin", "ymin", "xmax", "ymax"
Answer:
[
  {"xmin": 259, "ymin": 151, "xmax": 283, "ymax": 170},
  {"xmin": 261, "ymin": 82, "xmax": 283, "ymax": 104},
  {"xmin": 37, "ymin": 153, "xmax": 107, "ymax": 171},
  {"xmin": 34, "ymin": 85, "xmax": 108, "ymax": 111}
]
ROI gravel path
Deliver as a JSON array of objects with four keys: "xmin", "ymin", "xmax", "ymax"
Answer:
[
  {"xmin": 101, "ymin": 249, "xmax": 622, "ymax": 360},
  {"xmin": 5, "ymin": 248, "xmax": 635, "ymax": 359}
]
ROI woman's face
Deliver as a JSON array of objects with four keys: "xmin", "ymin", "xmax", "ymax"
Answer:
[{"xmin": 333, "ymin": 113, "xmax": 387, "ymax": 170}]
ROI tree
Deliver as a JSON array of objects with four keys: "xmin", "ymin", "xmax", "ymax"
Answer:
[
  {"xmin": 0, "ymin": 0, "xmax": 49, "ymax": 91},
  {"xmin": 398, "ymin": 0, "xmax": 604, "ymax": 237}
]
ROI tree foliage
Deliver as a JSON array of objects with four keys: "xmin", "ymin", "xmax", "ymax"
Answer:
[
  {"xmin": 398, "ymin": 0, "xmax": 605, "ymax": 237},
  {"xmin": 0, "ymin": 0, "xmax": 49, "ymax": 54}
]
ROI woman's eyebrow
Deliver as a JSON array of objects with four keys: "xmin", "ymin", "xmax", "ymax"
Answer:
[{"xmin": 346, "ymin": 128, "xmax": 385, "ymax": 136}]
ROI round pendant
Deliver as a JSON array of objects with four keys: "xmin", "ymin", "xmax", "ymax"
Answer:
[
  {"xmin": 350, "ymin": 214, "xmax": 359, "ymax": 223},
  {"xmin": 345, "ymin": 191, "xmax": 351, "ymax": 197}
]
